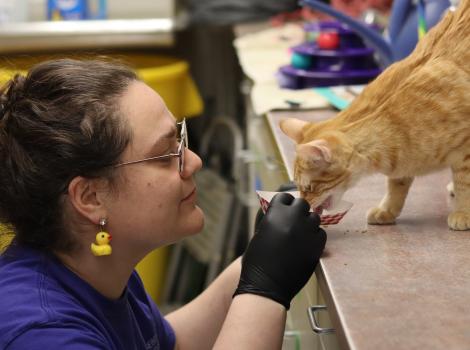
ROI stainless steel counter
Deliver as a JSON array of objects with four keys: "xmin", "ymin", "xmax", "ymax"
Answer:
[{"xmin": 267, "ymin": 109, "xmax": 470, "ymax": 350}]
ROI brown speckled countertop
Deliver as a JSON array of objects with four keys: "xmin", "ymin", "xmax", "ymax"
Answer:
[
  {"xmin": 267, "ymin": 110, "xmax": 470, "ymax": 350},
  {"xmin": 318, "ymin": 171, "xmax": 470, "ymax": 350}
]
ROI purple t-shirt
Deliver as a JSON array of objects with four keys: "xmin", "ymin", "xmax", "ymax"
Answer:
[{"xmin": 0, "ymin": 242, "xmax": 175, "ymax": 350}]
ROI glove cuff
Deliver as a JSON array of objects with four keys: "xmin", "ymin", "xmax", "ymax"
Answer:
[{"xmin": 233, "ymin": 285, "xmax": 290, "ymax": 310}]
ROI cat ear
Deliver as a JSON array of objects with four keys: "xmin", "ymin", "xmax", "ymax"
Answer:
[
  {"xmin": 297, "ymin": 140, "xmax": 332, "ymax": 168},
  {"xmin": 279, "ymin": 118, "xmax": 309, "ymax": 143}
]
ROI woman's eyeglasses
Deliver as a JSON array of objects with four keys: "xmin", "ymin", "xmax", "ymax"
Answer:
[{"xmin": 115, "ymin": 118, "xmax": 187, "ymax": 174}]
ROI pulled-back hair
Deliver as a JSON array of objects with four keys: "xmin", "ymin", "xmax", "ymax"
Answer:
[{"xmin": 0, "ymin": 59, "xmax": 137, "ymax": 252}]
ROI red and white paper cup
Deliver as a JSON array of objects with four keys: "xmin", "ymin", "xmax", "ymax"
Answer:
[{"xmin": 256, "ymin": 191, "xmax": 353, "ymax": 225}]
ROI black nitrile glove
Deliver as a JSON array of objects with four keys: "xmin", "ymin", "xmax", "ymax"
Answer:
[
  {"xmin": 234, "ymin": 192, "xmax": 327, "ymax": 310},
  {"xmin": 254, "ymin": 182, "xmax": 297, "ymax": 231}
]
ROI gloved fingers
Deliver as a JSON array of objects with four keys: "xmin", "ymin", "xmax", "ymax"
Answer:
[
  {"xmin": 316, "ymin": 227, "xmax": 327, "ymax": 248},
  {"xmin": 254, "ymin": 207, "xmax": 265, "ymax": 232},
  {"xmin": 277, "ymin": 181, "xmax": 297, "ymax": 192},
  {"xmin": 291, "ymin": 197, "xmax": 311, "ymax": 215},
  {"xmin": 308, "ymin": 212, "xmax": 321, "ymax": 227},
  {"xmin": 270, "ymin": 192, "xmax": 295, "ymax": 207}
]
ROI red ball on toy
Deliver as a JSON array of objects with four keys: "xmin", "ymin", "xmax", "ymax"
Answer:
[{"xmin": 317, "ymin": 31, "xmax": 340, "ymax": 50}]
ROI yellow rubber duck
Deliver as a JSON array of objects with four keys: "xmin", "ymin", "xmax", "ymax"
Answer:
[{"xmin": 91, "ymin": 231, "xmax": 112, "ymax": 256}]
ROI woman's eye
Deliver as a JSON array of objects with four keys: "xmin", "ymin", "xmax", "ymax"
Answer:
[{"xmin": 159, "ymin": 157, "xmax": 173, "ymax": 163}]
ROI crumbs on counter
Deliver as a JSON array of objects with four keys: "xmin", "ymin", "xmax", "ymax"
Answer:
[{"xmin": 341, "ymin": 229, "xmax": 367, "ymax": 234}]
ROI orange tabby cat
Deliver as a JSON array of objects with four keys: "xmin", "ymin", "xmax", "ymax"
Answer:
[{"xmin": 280, "ymin": 0, "xmax": 470, "ymax": 230}]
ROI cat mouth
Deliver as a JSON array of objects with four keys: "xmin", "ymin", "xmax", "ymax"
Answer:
[
  {"xmin": 298, "ymin": 186, "xmax": 333, "ymax": 211},
  {"xmin": 316, "ymin": 195, "xmax": 333, "ymax": 211}
]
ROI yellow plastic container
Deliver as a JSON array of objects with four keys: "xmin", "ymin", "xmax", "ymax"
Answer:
[
  {"xmin": 0, "ymin": 53, "xmax": 203, "ymax": 303},
  {"xmin": 0, "ymin": 224, "xmax": 14, "ymax": 253},
  {"xmin": 0, "ymin": 53, "xmax": 203, "ymax": 120}
]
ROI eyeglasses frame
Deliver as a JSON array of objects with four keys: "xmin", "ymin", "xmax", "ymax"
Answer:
[{"xmin": 114, "ymin": 118, "xmax": 187, "ymax": 174}]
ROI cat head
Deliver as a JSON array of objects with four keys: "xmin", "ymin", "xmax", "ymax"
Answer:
[{"xmin": 280, "ymin": 117, "xmax": 358, "ymax": 210}]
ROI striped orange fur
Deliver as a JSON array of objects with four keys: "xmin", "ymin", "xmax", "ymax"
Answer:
[{"xmin": 280, "ymin": 0, "xmax": 470, "ymax": 230}]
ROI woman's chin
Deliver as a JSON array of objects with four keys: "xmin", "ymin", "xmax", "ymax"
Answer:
[{"xmin": 185, "ymin": 206, "xmax": 205, "ymax": 236}]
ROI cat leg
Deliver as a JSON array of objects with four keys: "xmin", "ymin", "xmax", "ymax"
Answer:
[
  {"xmin": 367, "ymin": 177, "xmax": 414, "ymax": 225},
  {"xmin": 448, "ymin": 165, "xmax": 470, "ymax": 230}
]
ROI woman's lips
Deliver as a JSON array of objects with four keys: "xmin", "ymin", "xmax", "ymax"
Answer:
[{"xmin": 182, "ymin": 188, "xmax": 196, "ymax": 202}]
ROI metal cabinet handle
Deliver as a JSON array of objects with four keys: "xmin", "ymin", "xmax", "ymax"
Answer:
[{"xmin": 307, "ymin": 305, "xmax": 335, "ymax": 334}]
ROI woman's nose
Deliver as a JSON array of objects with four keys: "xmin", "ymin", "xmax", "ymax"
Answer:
[{"xmin": 180, "ymin": 148, "xmax": 202, "ymax": 178}]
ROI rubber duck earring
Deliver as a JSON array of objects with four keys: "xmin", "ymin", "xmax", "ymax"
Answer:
[{"xmin": 91, "ymin": 218, "xmax": 112, "ymax": 256}]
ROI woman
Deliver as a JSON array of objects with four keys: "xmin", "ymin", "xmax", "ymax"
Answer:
[{"xmin": 0, "ymin": 59, "xmax": 326, "ymax": 349}]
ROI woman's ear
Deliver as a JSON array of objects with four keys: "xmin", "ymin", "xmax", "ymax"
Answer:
[
  {"xmin": 279, "ymin": 118, "xmax": 309, "ymax": 143},
  {"xmin": 67, "ymin": 176, "xmax": 107, "ymax": 224}
]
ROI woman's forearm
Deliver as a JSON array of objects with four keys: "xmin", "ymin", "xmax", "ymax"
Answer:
[
  {"xmin": 165, "ymin": 257, "xmax": 242, "ymax": 350},
  {"xmin": 213, "ymin": 294, "xmax": 286, "ymax": 350}
]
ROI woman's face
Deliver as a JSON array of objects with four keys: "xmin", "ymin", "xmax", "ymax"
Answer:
[{"xmin": 105, "ymin": 81, "xmax": 204, "ymax": 251}]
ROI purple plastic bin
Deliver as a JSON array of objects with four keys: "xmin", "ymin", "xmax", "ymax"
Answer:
[
  {"xmin": 279, "ymin": 20, "xmax": 382, "ymax": 89},
  {"xmin": 277, "ymin": 65, "xmax": 381, "ymax": 89},
  {"xmin": 291, "ymin": 44, "xmax": 377, "ymax": 71}
]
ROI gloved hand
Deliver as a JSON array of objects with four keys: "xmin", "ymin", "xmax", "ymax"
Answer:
[
  {"xmin": 254, "ymin": 182, "xmax": 297, "ymax": 231},
  {"xmin": 234, "ymin": 192, "xmax": 327, "ymax": 310}
]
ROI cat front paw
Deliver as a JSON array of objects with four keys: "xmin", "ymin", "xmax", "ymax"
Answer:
[
  {"xmin": 448, "ymin": 211, "xmax": 470, "ymax": 231},
  {"xmin": 367, "ymin": 207, "xmax": 397, "ymax": 225}
]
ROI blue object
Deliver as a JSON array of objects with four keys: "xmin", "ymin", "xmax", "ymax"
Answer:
[
  {"xmin": 313, "ymin": 87, "xmax": 351, "ymax": 110},
  {"xmin": 387, "ymin": 0, "xmax": 449, "ymax": 58},
  {"xmin": 47, "ymin": 0, "xmax": 107, "ymax": 20},
  {"xmin": 47, "ymin": 0, "xmax": 87, "ymax": 20},
  {"xmin": 300, "ymin": 0, "xmax": 451, "ymax": 67}
]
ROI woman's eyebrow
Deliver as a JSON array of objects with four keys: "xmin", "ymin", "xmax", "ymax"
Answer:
[{"xmin": 158, "ymin": 127, "xmax": 177, "ymax": 141}]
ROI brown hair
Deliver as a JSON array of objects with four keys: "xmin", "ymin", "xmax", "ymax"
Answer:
[{"xmin": 0, "ymin": 59, "xmax": 137, "ymax": 252}]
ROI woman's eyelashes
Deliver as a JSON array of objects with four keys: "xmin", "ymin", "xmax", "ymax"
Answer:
[
  {"xmin": 152, "ymin": 142, "xmax": 179, "ymax": 164},
  {"xmin": 158, "ymin": 155, "xmax": 173, "ymax": 164}
]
